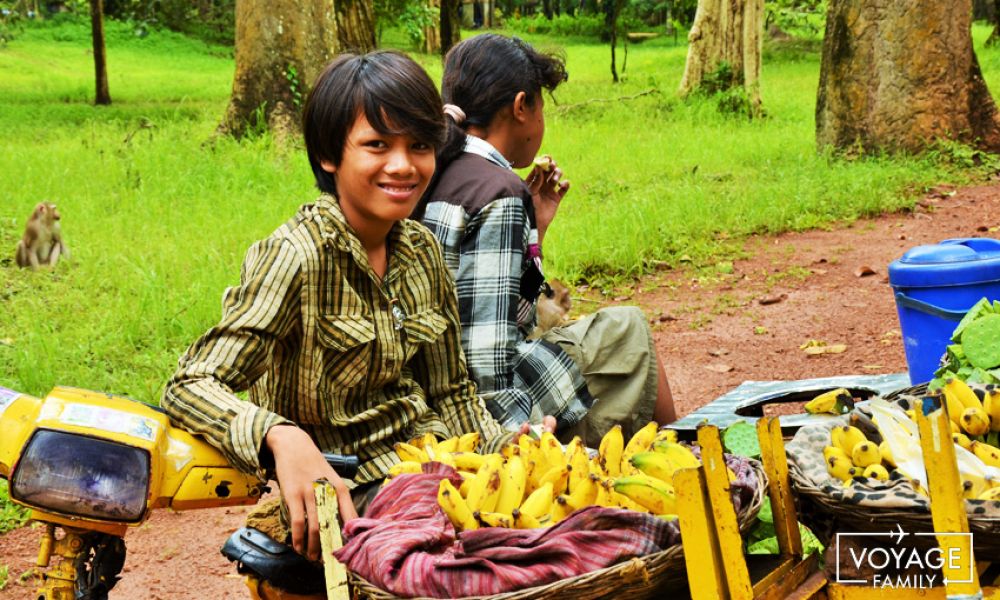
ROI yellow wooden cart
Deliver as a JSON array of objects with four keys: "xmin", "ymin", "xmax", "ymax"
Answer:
[{"xmin": 679, "ymin": 406, "xmax": 1000, "ymax": 599}]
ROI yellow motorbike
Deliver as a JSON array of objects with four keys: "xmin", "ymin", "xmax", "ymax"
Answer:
[{"xmin": 0, "ymin": 384, "xmax": 356, "ymax": 599}]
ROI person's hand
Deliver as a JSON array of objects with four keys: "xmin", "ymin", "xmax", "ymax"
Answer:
[
  {"xmin": 525, "ymin": 157, "xmax": 570, "ymax": 245},
  {"xmin": 265, "ymin": 424, "xmax": 358, "ymax": 561},
  {"xmin": 518, "ymin": 415, "xmax": 557, "ymax": 437}
]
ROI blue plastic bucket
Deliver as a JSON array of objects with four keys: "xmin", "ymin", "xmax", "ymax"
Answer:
[{"xmin": 888, "ymin": 238, "xmax": 1000, "ymax": 384}]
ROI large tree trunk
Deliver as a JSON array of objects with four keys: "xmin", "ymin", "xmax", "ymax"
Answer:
[
  {"xmin": 440, "ymin": 0, "xmax": 461, "ymax": 56},
  {"xmin": 335, "ymin": 0, "xmax": 375, "ymax": 52},
  {"xmin": 90, "ymin": 0, "xmax": 110, "ymax": 105},
  {"xmin": 816, "ymin": 0, "xmax": 1000, "ymax": 154},
  {"xmin": 679, "ymin": 0, "xmax": 763, "ymax": 115},
  {"xmin": 219, "ymin": 0, "xmax": 373, "ymax": 139}
]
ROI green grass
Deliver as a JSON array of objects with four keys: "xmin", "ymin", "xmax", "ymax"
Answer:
[{"xmin": 0, "ymin": 16, "xmax": 996, "ymax": 410}]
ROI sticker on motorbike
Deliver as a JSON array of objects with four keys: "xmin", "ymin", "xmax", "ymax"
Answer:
[{"xmin": 59, "ymin": 403, "xmax": 159, "ymax": 442}]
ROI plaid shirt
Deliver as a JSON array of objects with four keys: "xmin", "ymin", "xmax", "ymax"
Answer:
[
  {"xmin": 162, "ymin": 195, "xmax": 512, "ymax": 484},
  {"xmin": 419, "ymin": 137, "xmax": 593, "ymax": 431}
]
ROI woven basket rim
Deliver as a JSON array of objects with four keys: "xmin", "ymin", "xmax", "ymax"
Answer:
[{"xmin": 350, "ymin": 459, "xmax": 767, "ymax": 600}]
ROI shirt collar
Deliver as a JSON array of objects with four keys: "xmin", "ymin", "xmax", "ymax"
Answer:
[
  {"xmin": 463, "ymin": 135, "xmax": 512, "ymax": 170},
  {"xmin": 313, "ymin": 194, "xmax": 417, "ymax": 282}
]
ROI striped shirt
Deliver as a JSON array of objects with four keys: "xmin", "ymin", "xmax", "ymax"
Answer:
[
  {"xmin": 162, "ymin": 195, "xmax": 512, "ymax": 484},
  {"xmin": 419, "ymin": 136, "xmax": 593, "ymax": 431}
]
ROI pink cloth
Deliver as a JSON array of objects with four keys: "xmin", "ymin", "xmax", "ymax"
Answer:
[{"xmin": 334, "ymin": 464, "xmax": 679, "ymax": 598}]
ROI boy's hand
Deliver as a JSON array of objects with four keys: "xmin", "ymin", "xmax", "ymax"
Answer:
[
  {"xmin": 265, "ymin": 424, "xmax": 358, "ymax": 561},
  {"xmin": 525, "ymin": 156, "xmax": 569, "ymax": 244}
]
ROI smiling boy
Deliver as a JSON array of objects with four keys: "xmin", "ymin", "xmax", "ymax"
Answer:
[{"xmin": 161, "ymin": 52, "xmax": 526, "ymax": 572}]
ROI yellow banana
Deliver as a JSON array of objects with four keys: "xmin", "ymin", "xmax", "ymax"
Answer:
[
  {"xmin": 953, "ymin": 432, "xmax": 974, "ymax": 451},
  {"xmin": 622, "ymin": 422, "xmax": 659, "ymax": 472},
  {"xmin": 863, "ymin": 464, "xmax": 890, "ymax": 481},
  {"xmin": 517, "ymin": 434, "xmax": 538, "ymax": 462},
  {"xmin": 565, "ymin": 437, "xmax": 590, "ymax": 491},
  {"xmin": 539, "ymin": 464, "xmax": 572, "ymax": 495},
  {"xmin": 394, "ymin": 442, "xmax": 428, "ymax": 463},
  {"xmin": 984, "ymin": 387, "xmax": 1000, "ymax": 432},
  {"xmin": 551, "ymin": 495, "xmax": 574, "ymax": 523},
  {"xmin": 494, "ymin": 455, "xmax": 527, "ymax": 514},
  {"xmin": 963, "ymin": 476, "xmax": 990, "ymax": 500},
  {"xmin": 830, "ymin": 426, "xmax": 846, "ymax": 453},
  {"xmin": 607, "ymin": 480, "xmax": 648, "ymax": 513},
  {"xmin": 613, "ymin": 474, "xmax": 677, "ymax": 514},
  {"xmin": 539, "ymin": 431, "xmax": 565, "ymax": 473},
  {"xmin": 972, "ymin": 441, "xmax": 1000, "ymax": 468},
  {"xmin": 468, "ymin": 455, "xmax": 504, "ymax": 513},
  {"xmin": 457, "ymin": 432, "xmax": 481, "ymax": 452},
  {"xmin": 566, "ymin": 473, "xmax": 599, "ymax": 509},
  {"xmin": 593, "ymin": 477, "xmax": 613, "ymax": 507},
  {"xmin": 434, "ymin": 452, "xmax": 456, "ymax": 468},
  {"xmin": 436, "ymin": 436, "xmax": 460, "ymax": 454},
  {"xmin": 946, "ymin": 378, "xmax": 983, "ymax": 411},
  {"xmin": 452, "ymin": 452, "xmax": 487, "ymax": 472},
  {"xmin": 475, "ymin": 511, "xmax": 514, "ymax": 528},
  {"xmin": 512, "ymin": 509, "xmax": 544, "ymax": 529},
  {"xmin": 598, "ymin": 425, "xmax": 624, "ymax": 477},
  {"xmin": 652, "ymin": 428, "xmax": 678, "ymax": 445},
  {"xmin": 499, "ymin": 443, "xmax": 520, "ymax": 460},
  {"xmin": 837, "ymin": 426, "xmax": 868, "ymax": 457},
  {"xmin": 439, "ymin": 479, "xmax": 478, "ymax": 531},
  {"xmin": 962, "ymin": 406, "xmax": 991, "ymax": 436},
  {"xmin": 827, "ymin": 456, "xmax": 859, "ymax": 481},
  {"xmin": 630, "ymin": 451, "xmax": 683, "ymax": 485},
  {"xmin": 851, "ymin": 442, "xmax": 881, "ymax": 468},
  {"xmin": 387, "ymin": 461, "xmax": 423, "ymax": 477},
  {"xmin": 519, "ymin": 482, "xmax": 554, "ymax": 520},
  {"xmin": 823, "ymin": 446, "xmax": 850, "ymax": 463},
  {"xmin": 977, "ymin": 486, "xmax": 1000, "ymax": 502},
  {"xmin": 650, "ymin": 441, "xmax": 700, "ymax": 470},
  {"xmin": 804, "ymin": 388, "xmax": 854, "ymax": 415},
  {"xmin": 942, "ymin": 386, "xmax": 969, "ymax": 425}
]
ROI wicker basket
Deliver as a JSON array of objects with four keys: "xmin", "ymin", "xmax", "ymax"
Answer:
[
  {"xmin": 349, "ymin": 460, "xmax": 767, "ymax": 600},
  {"xmin": 790, "ymin": 382, "xmax": 1000, "ymax": 554}
]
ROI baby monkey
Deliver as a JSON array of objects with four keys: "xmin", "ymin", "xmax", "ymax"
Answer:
[
  {"xmin": 529, "ymin": 280, "xmax": 572, "ymax": 340},
  {"xmin": 15, "ymin": 202, "xmax": 70, "ymax": 269}
]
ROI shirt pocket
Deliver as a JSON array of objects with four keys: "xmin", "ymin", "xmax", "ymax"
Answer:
[
  {"xmin": 316, "ymin": 314, "xmax": 375, "ymax": 390},
  {"xmin": 401, "ymin": 309, "xmax": 449, "ymax": 363}
]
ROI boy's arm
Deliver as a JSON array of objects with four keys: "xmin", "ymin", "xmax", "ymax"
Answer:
[
  {"xmin": 161, "ymin": 237, "xmax": 302, "ymax": 478},
  {"xmin": 453, "ymin": 199, "xmax": 592, "ymax": 430}
]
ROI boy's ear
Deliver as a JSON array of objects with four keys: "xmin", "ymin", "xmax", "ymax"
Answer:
[
  {"xmin": 511, "ymin": 91, "xmax": 529, "ymax": 123},
  {"xmin": 320, "ymin": 159, "xmax": 337, "ymax": 174}
]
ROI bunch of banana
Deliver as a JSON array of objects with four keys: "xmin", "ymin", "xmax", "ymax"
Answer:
[
  {"xmin": 804, "ymin": 388, "xmax": 855, "ymax": 415},
  {"xmin": 825, "ymin": 424, "xmax": 892, "ymax": 485},
  {"xmin": 942, "ymin": 378, "xmax": 998, "ymax": 437},
  {"xmin": 404, "ymin": 423, "xmax": 697, "ymax": 532}
]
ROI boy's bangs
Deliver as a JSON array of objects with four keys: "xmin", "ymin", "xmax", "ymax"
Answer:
[{"xmin": 356, "ymin": 87, "xmax": 444, "ymax": 149}]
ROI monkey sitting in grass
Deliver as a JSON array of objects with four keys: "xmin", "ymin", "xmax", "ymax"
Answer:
[{"xmin": 15, "ymin": 202, "xmax": 70, "ymax": 269}]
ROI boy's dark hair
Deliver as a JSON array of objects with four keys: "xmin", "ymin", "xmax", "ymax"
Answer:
[
  {"xmin": 303, "ymin": 51, "xmax": 446, "ymax": 195},
  {"xmin": 437, "ymin": 34, "xmax": 567, "ymax": 167}
]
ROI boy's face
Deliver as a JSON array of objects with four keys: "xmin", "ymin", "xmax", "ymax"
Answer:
[{"xmin": 321, "ymin": 112, "xmax": 435, "ymax": 236}]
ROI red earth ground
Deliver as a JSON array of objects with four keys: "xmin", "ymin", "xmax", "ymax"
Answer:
[{"xmin": 1, "ymin": 183, "xmax": 998, "ymax": 599}]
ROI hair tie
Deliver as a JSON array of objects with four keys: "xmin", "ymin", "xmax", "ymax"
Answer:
[{"xmin": 443, "ymin": 104, "xmax": 466, "ymax": 124}]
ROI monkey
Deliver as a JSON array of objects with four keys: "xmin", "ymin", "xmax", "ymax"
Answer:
[
  {"xmin": 529, "ymin": 279, "xmax": 572, "ymax": 340},
  {"xmin": 15, "ymin": 202, "xmax": 70, "ymax": 270}
]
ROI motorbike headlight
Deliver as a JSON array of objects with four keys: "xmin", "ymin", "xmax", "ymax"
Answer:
[{"xmin": 11, "ymin": 429, "xmax": 150, "ymax": 522}]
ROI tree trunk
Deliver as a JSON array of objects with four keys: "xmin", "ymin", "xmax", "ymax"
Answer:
[
  {"xmin": 90, "ymin": 0, "xmax": 110, "ymax": 105},
  {"xmin": 816, "ymin": 0, "xmax": 1000, "ymax": 154},
  {"xmin": 424, "ymin": 0, "xmax": 441, "ymax": 54},
  {"xmin": 440, "ymin": 0, "xmax": 461, "ymax": 56},
  {"xmin": 335, "ymin": 0, "xmax": 375, "ymax": 52},
  {"xmin": 219, "ymin": 0, "xmax": 369, "ymax": 139},
  {"xmin": 542, "ymin": 0, "xmax": 553, "ymax": 19},
  {"xmin": 679, "ymin": 0, "xmax": 763, "ymax": 115}
]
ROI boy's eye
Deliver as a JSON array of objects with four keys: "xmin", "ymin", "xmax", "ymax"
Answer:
[
  {"xmin": 362, "ymin": 139, "xmax": 388, "ymax": 149},
  {"xmin": 412, "ymin": 141, "xmax": 432, "ymax": 151}
]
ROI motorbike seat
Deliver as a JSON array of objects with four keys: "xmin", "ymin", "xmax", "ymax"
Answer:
[{"xmin": 221, "ymin": 527, "xmax": 324, "ymax": 596}]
